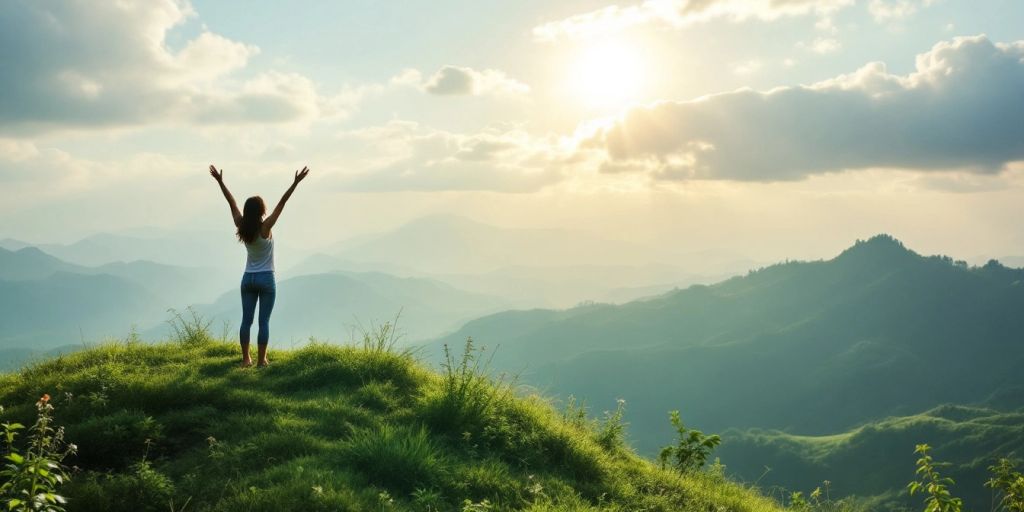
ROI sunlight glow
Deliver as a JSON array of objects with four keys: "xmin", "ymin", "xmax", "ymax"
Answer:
[{"xmin": 568, "ymin": 40, "xmax": 648, "ymax": 111}]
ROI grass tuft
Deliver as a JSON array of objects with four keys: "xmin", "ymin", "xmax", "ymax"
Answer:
[{"xmin": 341, "ymin": 423, "xmax": 445, "ymax": 493}]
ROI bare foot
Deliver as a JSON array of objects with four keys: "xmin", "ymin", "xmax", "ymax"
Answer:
[
  {"xmin": 240, "ymin": 360, "xmax": 253, "ymax": 368},
  {"xmin": 257, "ymin": 359, "xmax": 270, "ymax": 368}
]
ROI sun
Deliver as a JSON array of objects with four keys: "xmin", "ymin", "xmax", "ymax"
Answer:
[{"xmin": 568, "ymin": 40, "xmax": 647, "ymax": 111}]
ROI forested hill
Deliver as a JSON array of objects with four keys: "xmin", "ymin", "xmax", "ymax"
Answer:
[{"xmin": 429, "ymin": 235, "xmax": 1024, "ymax": 445}]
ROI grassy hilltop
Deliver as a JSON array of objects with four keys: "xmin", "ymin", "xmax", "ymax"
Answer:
[{"xmin": 0, "ymin": 324, "xmax": 785, "ymax": 512}]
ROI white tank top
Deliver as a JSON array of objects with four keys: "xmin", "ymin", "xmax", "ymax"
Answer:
[{"xmin": 244, "ymin": 235, "xmax": 275, "ymax": 273}]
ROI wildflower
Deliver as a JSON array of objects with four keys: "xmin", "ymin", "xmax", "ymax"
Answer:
[{"xmin": 39, "ymin": 393, "xmax": 51, "ymax": 404}]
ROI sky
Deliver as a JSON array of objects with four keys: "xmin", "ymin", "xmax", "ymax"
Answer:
[{"xmin": 2, "ymin": 0, "xmax": 1024, "ymax": 264}]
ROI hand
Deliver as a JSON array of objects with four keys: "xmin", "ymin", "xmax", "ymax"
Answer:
[
  {"xmin": 209, "ymin": 165, "xmax": 224, "ymax": 182},
  {"xmin": 294, "ymin": 166, "xmax": 310, "ymax": 184}
]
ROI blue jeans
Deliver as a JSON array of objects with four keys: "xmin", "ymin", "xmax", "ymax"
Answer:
[{"xmin": 240, "ymin": 271, "xmax": 276, "ymax": 347}]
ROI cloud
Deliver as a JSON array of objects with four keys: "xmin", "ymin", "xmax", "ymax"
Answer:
[
  {"xmin": 0, "ymin": 0, "xmax": 352, "ymax": 133},
  {"xmin": 0, "ymin": 138, "xmax": 192, "ymax": 190},
  {"xmin": 0, "ymin": 139, "xmax": 124, "ymax": 205},
  {"xmin": 910, "ymin": 166, "xmax": 1024, "ymax": 194},
  {"xmin": 867, "ymin": 0, "xmax": 935, "ymax": 23},
  {"xmin": 732, "ymin": 60, "xmax": 763, "ymax": 75},
  {"xmin": 580, "ymin": 36, "xmax": 1024, "ymax": 182},
  {"xmin": 186, "ymin": 72, "xmax": 320, "ymax": 124},
  {"xmin": 336, "ymin": 121, "xmax": 567, "ymax": 193},
  {"xmin": 533, "ymin": 0, "xmax": 853, "ymax": 41},
  {"xmin": 420, "ymin": 66, "xmax": 530, "ymax": 96},
  {"xmin": 800, "ymin": 37, "xmax": 842, "ymax": 54}
]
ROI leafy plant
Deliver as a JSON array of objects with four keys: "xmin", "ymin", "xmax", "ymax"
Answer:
[
  {"xmin": 657, "ymin": 410, "xmax": 720, "ymax": 473},
  {"xmin": 376, "ymin": 490, "xmax": 394, "ymax": 510},
  {"xmin": 986, "ymin": 458, "xmax": 1024, "ymax": 512},
  {"xmin": 907, "ymin": 444, "xmax": 962, "ymax": 512},
  {"xmin": 460, "ymin": 499, "xmax": 492, "ymax": 511},
  {"xmin": 0, "ymin": 395, "xmax": 77, "ymax": 512},
  {"xmin": 789, "ymin": 491, "xmax": 810, "ymax": 511},
  {"xmin": 781, "ymin": 481, "xmax": 866, "ymax": 512},
  {"xmin": 410, "ymin": 487, "xmax": 444, "ymax": 511}
]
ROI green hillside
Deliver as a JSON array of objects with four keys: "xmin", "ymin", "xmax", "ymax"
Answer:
[
  {"xmin": 429, "ymin": 235, "xmax": 1024, "ymax": 447},
  {"xmin": 0, "ymin": 328, "xmax": 785, "ymax": 512},
  {"xmin": 718, "ymin": 405, "xmax": 1024, "ymax": 510}
]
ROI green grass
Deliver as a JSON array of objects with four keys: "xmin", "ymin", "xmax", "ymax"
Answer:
[{"xmin": 0, "ymin": 330, "xmax": 787, "ymax": 512}]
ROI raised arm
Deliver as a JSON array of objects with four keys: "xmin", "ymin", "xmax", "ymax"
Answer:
[
  {"xmin": 262, "ymin": 166, "xmax": 310, "ymax": 236},
  {"xmin": 209, "ymin": 165, "xmax": 242, "ymax": 227}
]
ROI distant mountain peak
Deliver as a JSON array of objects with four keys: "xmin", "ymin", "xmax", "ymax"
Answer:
[
  {"xmin": 834, "ymin": 234, "xmax": 917, "ymax": 266},
  {"xmin": 859, "ymin": 234, "xmax": 907, "ymax": 248},
  {"xmin": 0, "ymin": 238, "xmax": 32, "ymax": 251},
  {"xmin": 13, "ymin": 246, "xmax": 48, "ymax": 257}
]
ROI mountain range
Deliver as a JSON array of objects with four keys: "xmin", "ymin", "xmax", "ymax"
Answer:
[{"xmin": 425, "ymin": 234, "xmax": 1024, "ymax": 508}]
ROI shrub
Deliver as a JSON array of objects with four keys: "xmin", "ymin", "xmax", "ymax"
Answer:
[
  {"xmin": 657, "ymin": 410, "xmax": 720, "ymax": 473},
  {"xmin": 986, "ymin": 458, "xmax": 1024, "ymax": 512}
]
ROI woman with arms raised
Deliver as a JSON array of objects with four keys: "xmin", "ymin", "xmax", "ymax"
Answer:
[{"xmin": 210, "ymin": 164, "xmax": 310, "ymax": 367}]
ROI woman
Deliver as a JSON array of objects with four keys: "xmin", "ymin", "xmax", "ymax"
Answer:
[{"xmin": 210, "ymin": 164, "xmax": 310, "ymax": 367}]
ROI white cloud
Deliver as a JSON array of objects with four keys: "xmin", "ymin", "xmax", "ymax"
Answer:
[
  {"xmin": 0, "ymin": 139, "xmax": 195, "ymax": 191},
  {"xmin": 732, "ymin": 60, "xmax": 763, "ymax": 75},
  {"xmin": 336, "ymin": 121, "xmax": 568, "ymax": 192},
  {"xmin": 800, "ymin": 37, "xmax": 843, "ymax": 54},
  {"xmin": 420, "ymin": 66, "xmax": 530, "ymax": 96},
  {"xmin": 0, "ymin": 139, "xmax": 40, "ymax": 162},
  {"xmin": 533, "ymin": 0, "xmax": 854, "ymax": 41},
  {"xmin": 0, "ymin": 0, "xmax": 355, "ymax": 133},
  {"xmin": 579, "ymin": 36, "xmax": 1024, "ymax": 182},
  {"xmin": 0, "ymin": 141, "xmax": 109, "ymax": 199},
  {"xmin": 867, "ymin": 0, "xmax": 936, "ymax": 23},
  {"xmin": 168, "ymin": 31, "xmax": 259, "ymax": 85}
]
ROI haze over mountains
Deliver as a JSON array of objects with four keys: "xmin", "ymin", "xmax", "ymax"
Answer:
[
  {"xmin": 1, "ymin": 215, "xmax": 741, "ymax": 353},
  {"xmin": 295, "ymin": 214, "xmax": 754, "ymax": 308},
  {"xmin": 0, "ymin": 229, "xmax": 239, "ymax": 269}
]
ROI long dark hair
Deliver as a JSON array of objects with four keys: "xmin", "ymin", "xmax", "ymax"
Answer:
[{"xmin": 237, "ymin": 196, "xmax": 266, "ymax": 244}]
